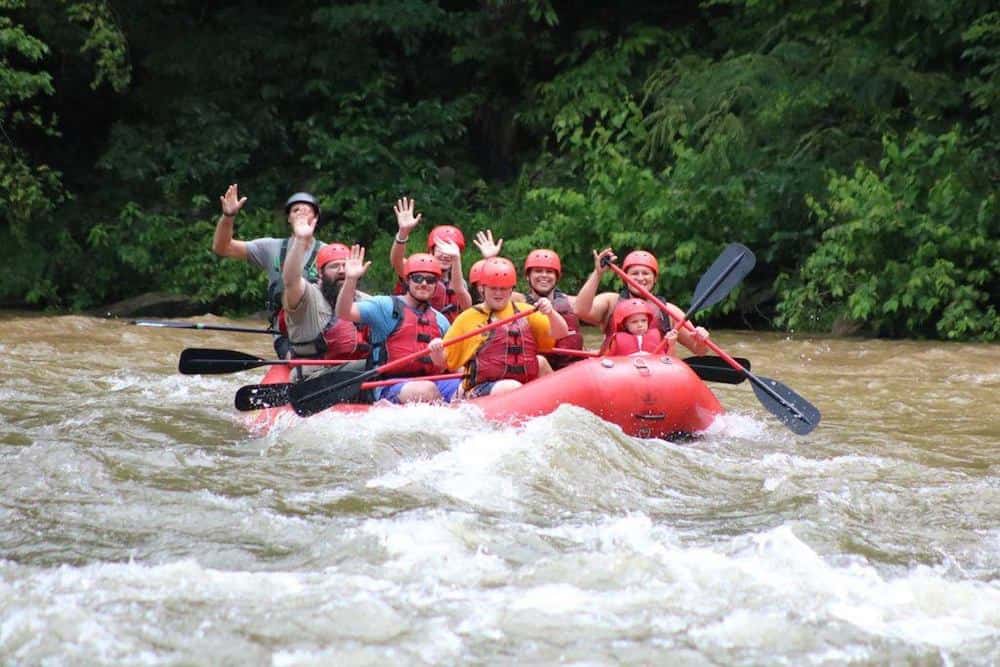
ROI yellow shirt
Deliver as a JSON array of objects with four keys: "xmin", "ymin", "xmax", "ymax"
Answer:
[{"xmin": 442, "ymin": 302, "xmax": 557, "ymax": 371}]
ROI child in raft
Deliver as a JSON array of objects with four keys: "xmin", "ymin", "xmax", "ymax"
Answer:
[{"xmin": 603, "ymin": 298, "xmax": 678, "ymax": 356}]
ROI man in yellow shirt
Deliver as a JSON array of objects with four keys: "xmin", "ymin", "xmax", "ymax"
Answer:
[{"xmin": 429, "ymin": 257, "xmax": 569, "ymax": 398}]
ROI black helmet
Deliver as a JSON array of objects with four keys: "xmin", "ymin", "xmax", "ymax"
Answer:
[{"xmin": 284, "ymin": 192, "xmax": 320, "ymax": 220}]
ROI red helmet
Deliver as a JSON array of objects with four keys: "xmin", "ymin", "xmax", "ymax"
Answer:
[
  {"xmin": 427, "ymin": 225, "xmax": 466, "ymax": 252},
  {"xmin": 403, "ymin": 252, "xmax": 443, "ymax": 278},
  {"xmin": 479, "ymin": 257, "xmax": 517, "ymax": 288},
  {"xmin": 315, "ymin": 242, "xmax": 350, "ymax": 270},
  {"xmin": 468, "ymin": 259, "xmax": 487, "ymax": 286},
  {"xmin": 613, "ymin": 298, "xmax": 655, "ymax": 331},
  {"xmin": 524, "ymin": 249, "xmax": 562, "ymax": 277},
  {"xmin": 622, "ymin": 250, "xmax": 659, "ymax": 276}
]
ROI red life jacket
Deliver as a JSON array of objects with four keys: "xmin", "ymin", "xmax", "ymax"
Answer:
[
  {"xmin": 526, "ymin": 289, "xmax": 583, "ymax": 370},
  {"xmin": 290, "ymin": 316, "xmax": 370, "ymax": 360},
  {"xmin": 602, "ymin": 291, "xmax": 672, "ymax": 348},
  {"xmin": 605, "ymin": 330, "xmax": 663, "ymax": 356},
  {"xmin": 380, "ymin": 297, "xmax": 445, "ymax": 377},
  {"xmin": 394, "ymin": 274, "xmax": 461, "ymax": 321},
  {"xmin": 466, "ymin": 303, "xmax": 539, "ymax": 386}
]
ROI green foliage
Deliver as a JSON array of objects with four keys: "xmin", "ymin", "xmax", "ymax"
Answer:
[
  {"xmin": 1, "ymin": 0, "xmax": 996, "ymax": 340},
  {"xmin": 776, "ymin": 130, "xmax": 999, "ymax": 340}
]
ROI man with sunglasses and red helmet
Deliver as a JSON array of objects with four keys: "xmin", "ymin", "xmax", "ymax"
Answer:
[
  {"xmin": 336, "ymin": 245, "xmax": 460, "ymax": 404},
  {"xmin": 212, "ymin": 185, "xmax": 326, "ymax": 357},
  {"xmin": 429, "ymin": 257, "xmax": 569, "ymax": 399},
  {"xmin": 389, "ymin": 197, "xmax": 471, "ymax": 321},
  {"xmin": 281, "ymin": 216, "xmax": 370, "ymax": 381},
  {"xmin": 575, "ymin": 247, "xmax": 710, "ymax": 356},
  {"xmin": 513, "ymin": 248, "xmax": 585, "ymax": 369}
]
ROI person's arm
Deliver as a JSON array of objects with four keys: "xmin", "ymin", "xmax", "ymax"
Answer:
[
  {"xmin": 390, "ymin": 197, "xmax": 421, "ymax": 278},
  {"xmin": 437, "ymin": 239, "xmax": 472, "ymax": 310},
  {"xmin": 281, "ymin": 212, "xmax": 316, "ymax": 311},
  {"xmin": 534, "ymin": 298, "xmax": 569, "ymax": 340},
  {"xmin": 336, "ymin": 245, "xmax": 371, "ymax": 322},
  {"xmin": 212, "ymin": 184, "xmax": 250, "ymax": 259},
  {"xmin": 574, "ymin": 248, "xmax": 616, "ymax": 325},
  {"xmin": 677, "ymin": 325, "xmax": 710, "ymax": 355}
]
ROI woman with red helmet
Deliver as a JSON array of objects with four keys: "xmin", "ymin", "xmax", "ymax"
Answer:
[
  {"xmin": 428, "ymin": 257, "xmax": 569, "ymax": 398},
  {"xmin": 575, "ymin": 247, "xmax": 710, "ymax": 356},
  {"xmin": 388, "ymin": 197, "xmax": 472, "ymax": 321}
]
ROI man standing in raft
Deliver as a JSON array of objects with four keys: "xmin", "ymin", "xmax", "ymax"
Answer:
[
  {"xmin": 429, "ymin": 257, "xmax": 569, "ymax": 398},
  {"xmin": 389, "ymin": 197, "xmax": 471, "ymax": 321},
  {"xmin": 575, "ymin": 248, "xmax": 710, "ymax": 355},
  {"xmin": 280, "ymin": 214, "xmax": 369, "ymax": 381},
  {"xmin": 336, "ymin": 245, "xmax": 459, "ymax": 404},
  {"xmin": 212, "ymin": 185, "xmax": 325, "ymax": 357},
  {"xmin": 513, "ymin": 249, "xmax": 585, "ymax": 369}
]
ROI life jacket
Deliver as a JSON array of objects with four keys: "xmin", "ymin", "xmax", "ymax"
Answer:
[
  {"xmin": 267, "ymin": 238, "xmax": 321, "ymax": 332},
  {"xmin": 605, "ymin": 289, "xmax": 673, "ymax": 337},
  {"xmin": 466, "ymin": 303, "xmax": 539, "ymax": 387},
  {"xmin": 289, "ymin": 315, "xmax": 371, "ymax": 361},
  {"xmin": 376, "ymin": 297, "xmax": 445, "ymax": 377},
  {"xmin": 393, "ymin": 273, "xmax": 461, "ymax": 321},
  {"xmin": 605, "ymin": 330, "xmax": 663, "ymax": 356},
  {"xmin": 525, "ymin": 289, "xmax": 583, "ymax": 370}
]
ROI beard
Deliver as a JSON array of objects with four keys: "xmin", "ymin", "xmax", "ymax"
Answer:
[{"xmin": 320, "ymin": 276, "xmax": 345, "ymax": 305}]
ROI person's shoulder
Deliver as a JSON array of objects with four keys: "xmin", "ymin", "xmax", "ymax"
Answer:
[{"xmin": 359, "ymin": 294, "xmax": 393, "ymax": 312}]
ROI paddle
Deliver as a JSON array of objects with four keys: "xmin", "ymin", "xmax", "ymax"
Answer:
[
  {"xmin": 605, "ymin": 257, "xmax": 821, "ymax": 434},
  {"xmin": 132, "ymin": 319, "xmax": 278, "ymax": 335},
  {"xmin": 179, "ymin": 348, "xmax": 354, "ymax": 375},
  {"xmin": 289, "ymin": 306, "xmax": 538, "ymax": 417},
  {"xmin": 233, "ymin": 372, "xmax": 466, "ymax": 411},
  {"xmin": 549, "ymin": 347, "xmax": 750, "ymax": 384}
]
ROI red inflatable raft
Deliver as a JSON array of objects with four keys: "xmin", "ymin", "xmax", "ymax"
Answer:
[{"xmin": 243, "ymin": 353, "xmax": 724, "ymax": 439}]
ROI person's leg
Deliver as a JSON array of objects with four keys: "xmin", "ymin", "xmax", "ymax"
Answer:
[
  {"xmin": 536, "ymin": 355, "xmax": 553, "ymax": 377},
  {"xmin": 396, "ymin": 380, "xmax": 444, "ymax": 403}
]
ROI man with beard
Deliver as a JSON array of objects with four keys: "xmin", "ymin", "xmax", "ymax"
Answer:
[
  {"xmin": 281, "ymin": 215, "xmax": 370, "ymax": 382},
  {"xmin": 389, "ymin": 197, "xmax": 471, "ymax": 321},
  {"xmin": 213, "ymin": 185, "xmax": 325, "ymax": 357},
  {"xmin": 574, "ymin": 247, "xmax": 711, "ymax": 356},
  {"xmin": 336, "ymin": 246, "xmax": 459, "ymax": 404},
  {"xmin": 512, "ymin": 249, "xmax": 584, "ymax": 369}
]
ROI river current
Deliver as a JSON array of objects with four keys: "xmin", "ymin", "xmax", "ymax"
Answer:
[{"xmin": 1, "ymin": 312, "xmax": 998, "ymax": 664}]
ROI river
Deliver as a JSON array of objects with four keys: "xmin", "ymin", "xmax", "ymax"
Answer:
[{"xmin": 1, "ymin": 312, "xmax": 998, "ymax": 665}]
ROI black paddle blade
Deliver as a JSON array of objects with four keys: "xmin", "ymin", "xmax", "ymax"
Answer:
[
  {"xmin": 234, "ymin": 383, "xmax": 292, "ymax": 411},
  {"xmin": 749, "ymin": 375, "xmax": 822, "ymax": 435},
  {"xmin": 689, "ymin": 243, "xmax": 756, "ymax": 315},
  {"xmin": 682, "ymin": 356, "xmax": 751, "ymax": 384},
  {"xmin": 289, "ymin": 368, "xmax": 373, "ymax": 416},
  {"xmin": 179, "ymin": 348, "xmax": 266, "ymax": 375}
]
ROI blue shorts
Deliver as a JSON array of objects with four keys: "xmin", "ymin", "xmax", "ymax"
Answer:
[
  {"xmin": 465, "ymin": 381, "xmax": 499, "ymax": 398},
  {"xmin": 377, "ymin": 378, "xmax": 462, "ymax": 404}
]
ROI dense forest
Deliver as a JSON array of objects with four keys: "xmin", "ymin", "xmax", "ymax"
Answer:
[{"xmin": 1, "ymin": 0, "xmax": 997, "ymax": 340}]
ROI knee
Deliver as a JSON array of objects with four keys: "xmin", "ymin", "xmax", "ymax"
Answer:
[
  {"xmin": 399, "ymin": 380, "xmax": 442, "ymax": 403},
  {"xmin": 536, "ymin": 355, "xmax": 553, "ymax": 376}
]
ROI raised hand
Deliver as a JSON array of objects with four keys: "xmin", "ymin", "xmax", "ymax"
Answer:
[
  {"xmin": 474, "ymin": 230, "xmax": 503, "ymax": 259},
  {"xmin": 593, "ymin": 247, "xmax": 616, "ymax": 273},
  {"xmin": 393, "ymin": 197, "xmax": 422, "ymax": 235},
  {"xmin": 220, "ymin": 184, "xmax": 247, "ymax": 217},
  {"xmin": 344, "ymin": 244, "xmax": 371, "ymax": 280},
  {"xmin": 434, "ymin": 238, "xmax": 461, "ymax": 260}
]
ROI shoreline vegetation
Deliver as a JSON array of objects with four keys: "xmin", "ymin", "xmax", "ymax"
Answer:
[{"xmin": 2, "ymin": 2, "xmax": 996, "ymax": 341}]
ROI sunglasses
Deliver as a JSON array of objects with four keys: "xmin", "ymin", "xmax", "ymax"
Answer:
[{"xmin": 408, "ymin": 273, "xmax": 439, "ymax": 285}]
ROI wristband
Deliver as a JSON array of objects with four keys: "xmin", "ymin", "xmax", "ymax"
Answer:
[{"xmin": 394, "ymin": 234, "xmax": 409, "ymax": 244}]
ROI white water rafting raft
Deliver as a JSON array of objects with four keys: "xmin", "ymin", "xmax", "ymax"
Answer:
[{"xmin": 242, "ymin": 353, "xmax": 727, "ymax": 440}]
